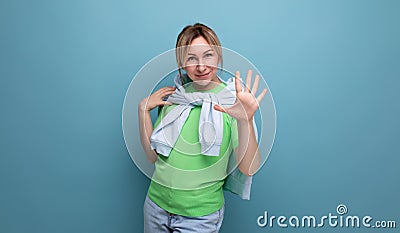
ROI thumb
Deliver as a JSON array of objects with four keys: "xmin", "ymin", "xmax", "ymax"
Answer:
[{"xmin": 214, "ymin": 105, "xmax": 226, "ymax": 113}]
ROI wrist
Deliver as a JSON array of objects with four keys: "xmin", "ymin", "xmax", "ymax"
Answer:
[
  {"xmin": 138, "ymin": 102, "xmax": 150, "ymax": 114},
  {"xmin": 236, "ymin": 117, "xmax": 254, "ymax": 125}
]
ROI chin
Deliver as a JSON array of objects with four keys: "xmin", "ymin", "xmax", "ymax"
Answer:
[{"xmin": 193, "ymin": 79, "xmax": 212, "ymax": 86}]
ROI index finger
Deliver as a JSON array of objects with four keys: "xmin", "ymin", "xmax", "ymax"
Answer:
[{"xmin": 235, "ymin": 71, "xmax": 242, "ymax": 93}]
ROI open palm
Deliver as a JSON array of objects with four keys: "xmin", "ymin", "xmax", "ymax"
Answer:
[{"xmin": 214, "ymin": 70, "xmax": 267, "ymax": 121}]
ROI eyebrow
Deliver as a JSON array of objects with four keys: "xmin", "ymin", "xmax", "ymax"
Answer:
[{"xmin": 187, "ymin": 49, "xmax": 214, "ymax": 56}]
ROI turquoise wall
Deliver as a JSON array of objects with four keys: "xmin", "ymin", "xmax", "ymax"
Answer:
[{"xmin": 1, "ymin": 0, "xmax": 399, "ymax": 232}]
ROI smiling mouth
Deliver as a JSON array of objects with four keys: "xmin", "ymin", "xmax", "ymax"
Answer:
[{"xmin": 196, "ymin": 71, "xmax": 211, "ymax": 79}]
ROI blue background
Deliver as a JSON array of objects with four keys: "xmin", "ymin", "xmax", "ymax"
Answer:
[{"xmin": 1, "ymin": 0, "xmax": 399, "ymax": 232}]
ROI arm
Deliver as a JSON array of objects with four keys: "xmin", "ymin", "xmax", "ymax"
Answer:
[
  {"xmin": 235, "ymin": 118, "xmax": 260, "ymax": 176},
  {"xmin": 138, "ymin": 86, "xmax": 176, "ymax": 163},
  {"xmin": 214, "ymin": 70, "xmax": 267, "ymax": 176}
]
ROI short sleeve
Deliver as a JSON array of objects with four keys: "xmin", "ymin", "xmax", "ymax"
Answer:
[{"xmin": 153, "ymin": 104, "xmax": 177, "ymax": 128}]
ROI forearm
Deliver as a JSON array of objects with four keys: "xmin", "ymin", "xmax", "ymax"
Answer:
[
  {"xmin": 235, "ymin": 118, "xmax": 260, "ymax": 176},
  {"xmin": 138, "ymin": 107, "xmax": 158, "ymax": 163}
]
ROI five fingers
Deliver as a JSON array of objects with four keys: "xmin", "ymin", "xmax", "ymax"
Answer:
[{"xmin": 235, "ymin": 70, "xmax": 268, "ymax": 103}]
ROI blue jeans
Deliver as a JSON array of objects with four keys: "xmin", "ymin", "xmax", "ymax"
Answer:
[{"xmin": 143, "ymin": 195, "xmax": 224, "ymax": 233}]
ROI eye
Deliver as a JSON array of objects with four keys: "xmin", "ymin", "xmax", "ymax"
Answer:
[
  {"xmin": 187, "ymin": 56, "xmax": 196, "ymax": 61},
  {"xmin": 205, "ymin": 53, "xmax": 214, "ymax": 57}
]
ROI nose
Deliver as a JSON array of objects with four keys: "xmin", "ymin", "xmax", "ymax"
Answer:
[{"xmin": 196, "ymin": 62, "xmax": 206, "ymax": 73}]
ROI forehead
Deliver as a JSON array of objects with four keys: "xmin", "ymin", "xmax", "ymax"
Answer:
[{"xmin": 188, "ymin": 37, "xmax": 213, "ymax": 54}]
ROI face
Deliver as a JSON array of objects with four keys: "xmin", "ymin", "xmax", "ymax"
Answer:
[{"xmin": 183, "ymin": 36, "xmax": 220, "ymax": 90}]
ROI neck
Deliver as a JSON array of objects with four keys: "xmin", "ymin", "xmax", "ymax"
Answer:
[{"xmin": 192, "ymin": 76, "xmax": 222, "ymax": 91}]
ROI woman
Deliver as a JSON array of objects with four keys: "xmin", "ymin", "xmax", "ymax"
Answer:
[{"xmin": 138, "ymin": 23, "xmax": 267, "ymax": 233}]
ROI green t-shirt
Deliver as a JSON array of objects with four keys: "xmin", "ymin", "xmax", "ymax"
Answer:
[{"xmin": 147, "ymin": 82, "xmax": 238, "ymax": 217}]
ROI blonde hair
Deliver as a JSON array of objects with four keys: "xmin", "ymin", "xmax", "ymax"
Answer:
[{"xmin": 175, "ymin": 23, "xmax": 223, "ymax": 83}]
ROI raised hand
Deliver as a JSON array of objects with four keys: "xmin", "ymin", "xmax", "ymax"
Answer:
[{"xmin": 214, "ymin": 70, "xmax": 267, "ymax": 122}]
